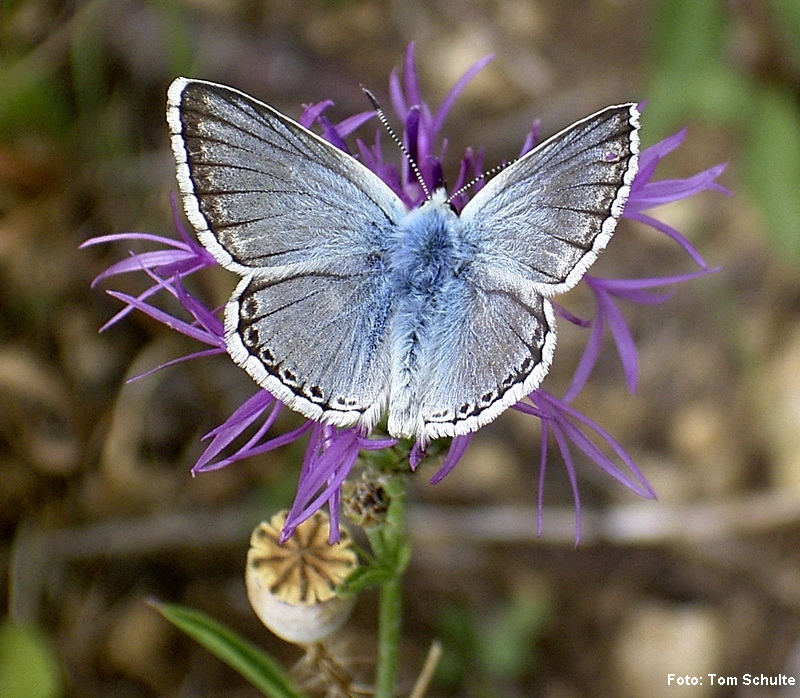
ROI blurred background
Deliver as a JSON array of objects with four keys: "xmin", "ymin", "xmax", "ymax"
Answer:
[{"xmin": 1, "ymin": 0, "xmax": 799, "ymax": 696}]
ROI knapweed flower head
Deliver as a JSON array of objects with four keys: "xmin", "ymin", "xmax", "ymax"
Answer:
[{"xmin": 84, "ymin": 44, "xmax": 728, "ymax": 544}]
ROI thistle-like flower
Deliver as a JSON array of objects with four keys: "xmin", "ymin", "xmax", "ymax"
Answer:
[{"xmin": 84, "ymin": 44, "xmax": 728, "ymax": 543}]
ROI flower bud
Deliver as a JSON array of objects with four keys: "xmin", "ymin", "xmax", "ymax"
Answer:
[{"xmin": 341, "ymin": 472, "xmax": 390, "ymax": 528}]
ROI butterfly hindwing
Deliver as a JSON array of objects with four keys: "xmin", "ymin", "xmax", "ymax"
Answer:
[
  {"xmin": 227, "ymin": 268, "xmax": 393, "ymax": 430},
  {"xmin": 391, "ymin": 272, "xmax": 557, "ymax": 441}
]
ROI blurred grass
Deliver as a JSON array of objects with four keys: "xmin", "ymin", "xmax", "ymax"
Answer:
[
  {"xmin": 434, "ymin": 590, "xmax": 552, "ymax": 695},
  {"xmin": 647, "ymin": 0, "xmax": 800, "ymax": 257}
]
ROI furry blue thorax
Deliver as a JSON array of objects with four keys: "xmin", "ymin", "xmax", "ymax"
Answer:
[{"xmin": 388, "ymin": 189, "xmax": 472, "ymax": 295}]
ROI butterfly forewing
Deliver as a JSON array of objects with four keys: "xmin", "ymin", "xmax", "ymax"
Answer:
[
  {"xmin": 168, "ymin": 78, "xmax": 407, "ymax": 273},
  {"xmin": 168, "ymin": 78, "xmax": 405, "ymax": 429},
  {"xmin": 461, "ymin": 103, "xmax": 640, "ymax": 295}
]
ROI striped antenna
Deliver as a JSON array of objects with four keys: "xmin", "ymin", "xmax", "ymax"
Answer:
[
  {"xmin": 446, "ymin": 160, "xmax": 513, "ymax": 204},
  {"xmin": 361, "ymin": 86, "xmax": 431, "ymax": 200}
]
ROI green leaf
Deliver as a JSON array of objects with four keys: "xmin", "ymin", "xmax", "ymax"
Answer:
[
  {"xmin": 0, "ymin": 622, "xmax": 62, "ymax": 698},
  {"xmin": 478, "ymin": 594, "xmax": 550, "ymax": 679},
  {"xmin": 151, "ymin": 602, "xmax": 308, "ymax": 698},
  {"xmin": 340, "ymin": 565, "xmax": 396, "ymax": 593}
]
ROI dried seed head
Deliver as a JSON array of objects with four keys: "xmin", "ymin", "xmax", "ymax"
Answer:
[{"xmin": 246, "ymin": 510, "xmax": 358, "ymax": 644}]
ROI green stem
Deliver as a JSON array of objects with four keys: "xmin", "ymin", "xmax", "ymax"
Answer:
[
  {"xmin": 369, "ymin": 475, "xmax": 409, "ymax": 698},
  {"xmin": 375, "ymin": 573, "xmax": 403, "ymax": 698}
]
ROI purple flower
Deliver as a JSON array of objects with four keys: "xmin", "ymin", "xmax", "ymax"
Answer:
[{"xmin": 84, "ymin": 44, "xmax": 727, "ymax": 543}]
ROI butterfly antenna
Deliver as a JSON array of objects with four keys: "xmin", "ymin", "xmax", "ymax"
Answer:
[
  {"xmin": 446, "ymin": 160, "xmax": 513, "ymax": 204},
  {"xmin": 362, "ymin": 86, "xmax": 431, "ymax": 200}
]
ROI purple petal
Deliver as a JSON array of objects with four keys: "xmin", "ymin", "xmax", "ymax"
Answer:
[
  {"xmin": 327, "ymin": 486, "xmax": 342, "ymax": 544},
  {"xmin": 625, "ymin": 211, "xmax": 709, "ymax": 268},
  {"xmin": 282, "ymin": 428, "xmax": 362, "ymax": 540},
  {"xmin": 533, "ymin": 391, "xmax": 656, "ymax": 499},
  {"xmin": 388, "ymin": 69, "xmax": 407, "ymax": 120},
  {"xmin": 429, "ymin": 434, "xmax": 473, "ymax": 483},
  {"xmin": 548, "ymin": 420, "xmax": 582, "ymax": 545},
  {"xmin": 128, "ymin": 347, "xmax": 226, "ymax": 382},
  {"xmin": 89, "ymin": 249, "xmax": 188, "ymax": 283},
  {"xmin": 280, "ymin": 427, "xmax": 396, "ymax": 542},
  {"xmin": 173, "ymin": 280, "xmax": 224, "ymax": 338},
  {"xmin": 80, "ymin": 231, "xmax": 193, "ymax": 250},
  {"xmin": 594, "ymin": 288, "xmax": 639, "ymax": 394},
  {"xmin": 431, "ymin": 53, "xmax": 495, "ymax": 138},
  {"xmin": 334, "ymin": 110, "xmax": 376, "ymax": 137},
  {"xmin": 638, "ymin": 127, "xmax": 687, "ymax": 170},
  {"xmin": 537, "ymin": 422, "xmax": 549, "ymax": 535},
  {"xmin": 317, "ymin": 114, "xmax": 350, "ymax": 153},
  {"xmin": 519, "ymin": 120, "xmax": 541, "ymax": 157},
  {"xmin": 193, "ymin": 391, "xmax": 281, "ymax": 472},
  {"xmin": 105, "ymin": 289, "xmax": 223, "ymax": 348},
  {"xmin": 405, "ymin": 107, "xmax": 421, "ymax": 174},
  {"xmin": 596, "ymin": 269, "xmax": 719, "ymax": 295},
  {"xmin": 222, "ymin": 421, "xmax": 315, "ymax": 469},
  {"xmin": 553, "ymin": 301, "xmax": 591, "ymax": 328},
  {"xmin": 300, "ymin": 100, "xmax": 335, "ymax": 128},
  {"xmin": 409, "ymin": 441, "xmax": 426, "ymax": 471},
  {"xmin": 629, "ymin": 163, "xmax": 730, "ymax": 210},
  {"xmin": 563, "ymin": 310, "xmax": 605, "ymax": 402},
  {"xmin": 402, "ymin": 42, "xmax": 422, "ymax": 109}
]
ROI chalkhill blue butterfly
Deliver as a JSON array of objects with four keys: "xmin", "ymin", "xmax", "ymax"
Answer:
[{"xmin": 167, "ymin": 78, "xmax": 639, "ymax": 444}]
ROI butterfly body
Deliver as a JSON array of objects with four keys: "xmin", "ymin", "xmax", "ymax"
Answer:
[
  {"xmin": 167, "ymin": 78, "xmax": 640, "ymax": 444},
  {"xmin": 383, "ymin": 191, "xmax": 478, "ymax": 438},
  {"xmin": 389, "ymin": 191, "xmax": 466, "ymax": 292}
]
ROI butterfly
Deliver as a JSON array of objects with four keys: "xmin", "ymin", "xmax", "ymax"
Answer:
[{"xmin": 167, "ymin": 78, "xmax": 640, "ymax": 445}]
